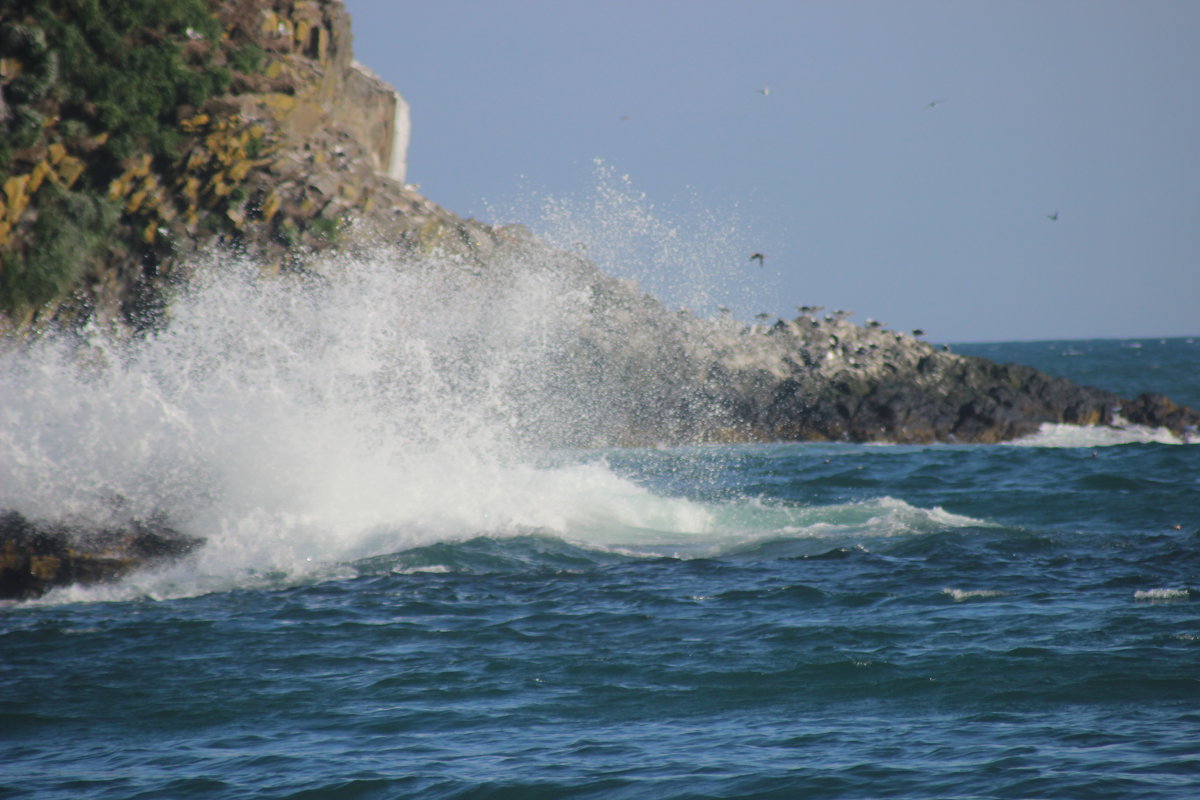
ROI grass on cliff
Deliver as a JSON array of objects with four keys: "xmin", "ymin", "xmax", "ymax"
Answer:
[
  {"xmin": 0, "ymin": 0, "xmax": 232, "ymax": 312},
  {"xmin": 0, "ymin": 185, "xmax": 120, "ymax": 311},
  {"xmin": 2, "ymin": 0, "xmax": 229, "ymax": 171}
]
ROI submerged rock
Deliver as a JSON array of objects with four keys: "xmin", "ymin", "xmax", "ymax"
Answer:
[{"xmin": 0, "ymin": 511, "xmax": 203, "ymax": 600}]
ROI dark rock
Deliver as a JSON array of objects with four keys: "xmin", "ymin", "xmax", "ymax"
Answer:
[
  {"xmin": 1120, "ymin": 393, "xmax": 1200, "ymax": 439},
  {"xmin": 0, "ymin": 511, "xmax": 203, "ymax": 600}
]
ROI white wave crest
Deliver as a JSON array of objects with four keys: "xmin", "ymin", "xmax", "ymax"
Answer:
[
  {"xmin": 1008, "ymin": 421, "xmax": 1189, "ymax": 448},
  {"xmin": 942, "ymin": 588, "xmax": 1007, "ymax": 602},
  {"xmin": 1133, "ymin": 588, "xmax": 1192, "ymax": 603},
  {"xmin": 0, "ymin": 246, "xmax": 671, "ymax": 600}
]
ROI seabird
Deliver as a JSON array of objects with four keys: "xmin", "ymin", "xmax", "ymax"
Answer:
[
  {"xmin": 1047, "ymin": 211, "xmax": 1059, "ymax": 221},
  {"xmin": 912, "ymin": 329, "xmax": 925, "ymax": 337},
  {"xmin": 759, "ymin": 87, "xmax": 770, "ymax": 96},
  {"xmin": 749, "ymin": 253, "xmax": 765, "ymax": 266},
  {"xmin": 926, "ymin": 99, "xmax": 946, "ymax": 109}
]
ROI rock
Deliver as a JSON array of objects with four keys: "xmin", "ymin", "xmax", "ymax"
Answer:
[
  {"xmin": 3, "ymin": 0, "xmax": 1198, "ymax": 456},
  {"xmin": 0, "ymin": 511, "xmax": 203, "ymax": 600},
  {"xmin": 1119, "ymin": 393, "xmax": 1200, "ymax": 439}
]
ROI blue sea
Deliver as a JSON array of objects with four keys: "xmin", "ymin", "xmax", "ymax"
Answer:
[{"xmin": 1, "ymin": 259, "xmax": 1197, "ymax": 799}]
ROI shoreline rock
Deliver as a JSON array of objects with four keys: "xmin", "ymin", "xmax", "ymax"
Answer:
[{"xmin": 0, "ymin": 511, "xmax": 203, "ymax": 600}]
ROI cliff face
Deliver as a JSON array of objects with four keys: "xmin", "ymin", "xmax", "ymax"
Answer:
[
  {"xmin": 0, "ymin": 0, "xmax": 1196, "ymax": 451},
  {"xmin": 0, "ymin": 0, "xmax": 477, "ymax": 330}
]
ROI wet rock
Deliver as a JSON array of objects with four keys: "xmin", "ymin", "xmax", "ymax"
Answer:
[
  {"xmin": 1119, "ymin": 393, "xmax": 1200, "ymax": 440},
  {"xmin": 0, "ymin": 511, "xmax": 203, "ymax": 600}
]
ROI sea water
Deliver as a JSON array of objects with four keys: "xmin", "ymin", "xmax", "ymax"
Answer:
[{"xmin": 1, "ymin": 242, "xmax": 1198, "ymax": 798}]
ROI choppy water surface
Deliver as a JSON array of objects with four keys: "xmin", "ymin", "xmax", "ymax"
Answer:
[
  {"xmin": 2, "ymin": 247, "xmax": 1197, "ymax": 799},
  {"xmin": 5, "ymin": 436, "xmax": 1199, "ymax": 798}
]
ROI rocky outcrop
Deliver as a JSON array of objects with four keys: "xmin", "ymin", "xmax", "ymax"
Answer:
[
  {"xmin": 0, "ymin": 511, "xmax": 203, "ymax": 600},
  {"xmin": 0, "ymin": 0, "xmax": 484, "ymax": 331},
  {"xmin": 2, "ymin": 1, "xmax": 1198, "ymax": 600},
  {"xmin": 537, "ymin": 293, "xmax": 1200, "ymax": 446},
  {"xmin": 3, "ymin": 1, "xmax": 1195, "ymax": 450}
]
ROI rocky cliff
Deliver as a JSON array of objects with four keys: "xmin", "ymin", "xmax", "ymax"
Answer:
[
  {"xmin": 1, "ymin": 0, "xmax": 478, "ymax": 331},
  {"xmin": 1, "ymin": 0, "xmax": 1193, "ymax": 443},
  {"xmin": 1, "ymin": 0, "xmax": 1197, "ymax": 598}
]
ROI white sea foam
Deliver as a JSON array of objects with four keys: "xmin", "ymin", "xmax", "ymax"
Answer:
[
  {"xmin": 774, "ymin": 496, "xmax": 991, "ymax": 538},
  {"xmin": 1008, "ymin": 421, "xmax": 1189, "ymax": 447},
  {"xmin": 942, "ymin": 588, "xmax": 1007, "ymax": 602},
  {"xmin": 0, "ymin": 245, "xmax": 668, "ymax": 599},
  {"xmin": 1133, "ymin": 588, "xmax": 1192, "ymax": 603},
  {"xmin": 499, "ymin": 159, "xmax": 755, "ymax": 320},
  {"xmin": 0, "ymin": 175, "xmax": 990, "ymax": 602}
]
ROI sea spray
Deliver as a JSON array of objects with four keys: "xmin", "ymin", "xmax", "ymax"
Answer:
[
  {"xmin": 0, "ymin": 237, "xmax": 755, "ymax": 597},
  {"xmin": 494, "ymin": 160, "xmax": 759, "ymax": 321},
  {"xmin": 0, "ymin": 177, "xmax": 1014, "ymax": 601}
]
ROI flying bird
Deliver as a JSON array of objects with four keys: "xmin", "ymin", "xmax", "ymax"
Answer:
[
  {"xmin": 759, "ymin": 86, "xmax": 770, "ymax": 96},
  {"xmin": 749, "ymin": 253, "xmax": 765, "ymax": 266},
  {"xmin": 1047, "ymin": 211, "xmax": 1059, "ymax": 221},
  {"xmin": 925, "ymin": 99, "xmax": 946, "ymax": 109}
]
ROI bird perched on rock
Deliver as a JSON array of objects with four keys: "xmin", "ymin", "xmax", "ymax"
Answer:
[{"xmin": 749, "ymin": 253, "xmax": 765, "ymax": 266}]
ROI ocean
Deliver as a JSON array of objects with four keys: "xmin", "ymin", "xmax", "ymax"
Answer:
[{"xmin": 1, "ymin": 254, "xmax": 1197, "ymax": 799}]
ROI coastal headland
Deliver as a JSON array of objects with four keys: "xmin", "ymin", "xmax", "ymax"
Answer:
[{"xmin": 2, "ymin": 0, "xmax": 1196, "ymax": 597}]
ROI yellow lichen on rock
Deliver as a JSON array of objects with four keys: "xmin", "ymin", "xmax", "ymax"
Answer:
[
  {"xmin": 55, "ymin": 155, "xmax": 85, "ymax": 188},
  {"xmin": 228, "ymin": 159, "xmax": 253, "ymax": 182},
  {"xmin": 4, "ymin": 175, "xmax": 30, "ymax": 225},
  {"xmin": 181, "ymin": 113, "xmax": 211, "ymax": 132},
  {"xmin": 261, "ymin": 191, "xmax": 281, "ymax": 221},
  {"xmin": 126, "ymin": 188, "xmax": 148, "ymax": 214},
  {"xmin": 28, "ymin": 161, "xmax": 51, "ymax": 194},
  {"xmin": 132, "ymin": 153, "xmax": 153, "ymax": 178},
  {"xmin": 107, "ymin": 172, "xmax": 130, "ymax": 201},
  {"xmin": 180, "ymin": 175, "xmax": 202, "ymax": 202},
  {"xmin": 29, "ymin": 555, "xmax": 62, "ymax": 581}
]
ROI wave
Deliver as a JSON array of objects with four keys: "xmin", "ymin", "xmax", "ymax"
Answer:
[
  {"xmin": 22, "ymin": 489, "xmax": 995, "ymax": 604},
  {"xmin": 1133, "ymin": 587, "xmax": 1195, "ymax": 603},
  {"xmin": 1007, "ymin": 421, "xmax": 1191, "ymax": 448},
  {"xmin": 1, "ymin": 227, "xmax": 989, "ymax": 603}
]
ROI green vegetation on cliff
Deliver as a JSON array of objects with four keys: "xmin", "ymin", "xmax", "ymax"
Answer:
[
  {"xmin": 1, "ymin": 0, "xmax": 426, "ymax": 326},
  {"xmin": 0, "ymin": 0, "xmax": 234, "ymax": 314}
]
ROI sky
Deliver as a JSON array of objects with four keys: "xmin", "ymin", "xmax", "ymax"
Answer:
[{"xmin": 344, "ymin": 0, "xmax": 1199, "ymax": 342}]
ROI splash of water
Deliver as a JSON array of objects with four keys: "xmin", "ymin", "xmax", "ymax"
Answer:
[
  {"xmin": 491, "ymin": 159, "xmax": 756, "ymax": 319},
  {"xmin": 0, "ymin": 177, "xmax": 987, "ymax": 600},
  {"xmin": 0, "ymin": 210, "xmax": 745, "ymax": 596},
  {"xmin": 1008, "ymin": 421, "xmax": 1187, "ymax": 447}
]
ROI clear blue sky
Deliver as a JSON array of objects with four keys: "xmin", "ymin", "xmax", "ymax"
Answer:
[{"xmin": 345, "ymin": 0, "xmax": 1199, "ymax": 342}]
